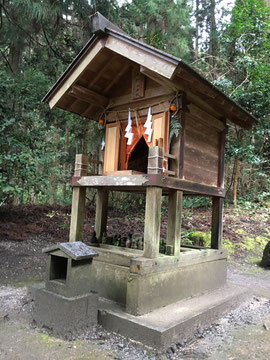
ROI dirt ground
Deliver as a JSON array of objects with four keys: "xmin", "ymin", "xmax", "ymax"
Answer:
[{"xmin": 0, "ymin": 204, "xmax": 270, "ymax": 359}]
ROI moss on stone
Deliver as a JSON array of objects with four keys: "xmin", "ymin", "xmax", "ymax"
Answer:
[{"xmin": 188, "ymin": 231, "xmax": 211, "ymax": 248}]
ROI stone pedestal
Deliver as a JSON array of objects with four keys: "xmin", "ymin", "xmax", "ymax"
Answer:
[{"xmin": 30, "ymin": 285, "xmax": 98, "ymax": 337}]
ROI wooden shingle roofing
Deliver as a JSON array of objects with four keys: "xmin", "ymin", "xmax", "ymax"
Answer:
[{"xmin": 42, "ymin": 12, "xmax": 258, "ymax": 130}]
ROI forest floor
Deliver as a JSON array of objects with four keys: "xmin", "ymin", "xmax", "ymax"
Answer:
[{"xmin": 0, "ymin": 204, "xmax": 270, "ymax": 359}]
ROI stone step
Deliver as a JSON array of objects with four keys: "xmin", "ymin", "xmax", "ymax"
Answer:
[{"xmin": 98, "ymin": 282, "xmax": 250, "ymax": 350}]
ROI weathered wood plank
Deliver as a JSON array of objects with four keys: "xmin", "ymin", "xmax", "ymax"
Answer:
[
  {"xmin": 140, "ymin": 66, "xmax": 179, "ymax": 90},
  {"xmin": 218, "ymin": 126, "xmax": 227, "ymax": 188},
  {"xmin": 72, "ymin": 174, "xmax": 226, "ymax": 197},
  {"xmin": 161, "ymin": 176, "xmax": 225, "ymax": 197},
  {"xmin": 106, "ymin": 170, "xmax": 144, "ymax": 175},
  {"xmin": 183, "ymin": 164, "xmax": 218, "ymax": 187},
  {"xmin": 95, "ymin": 188, "xmax": 108, "ymax": 242},
  {"xmin": 164, "ymin": 153, "xmax": 176, "ymax": 160},
  {"xmin": 147, "ymin": 146, "xmax": 164, "ymax": 174},
  {"xmin": 166, "ymin": 190, "xmax": 183, "ymax": 255},
  {"xmin": 69, "ymin": 85, "xmax": 109, "ymax": 108},
  {"xmin": 69, "ymin": 187, "xmax": 86, "ymax": 242},
  {"xmin": 69, "ymin": 154, "xmax": 88, "ymax": 242},
  {"xmin": 187, "ymin": 104, "xmax": 225, "ymax": 131},
  {"xmin": 211, "ymin": 197, "xmax": 223, "ymax": 249},
  {"xmin": 49, "ymin": 40, "xmax": 105, "ymax": 109},
  {"xmin": 185, "ymin": 115, "xmax": 220, "ymax": 145},
  {"xmin": 184, "ymin": 146, "xmax": 219, "ymax": 170},
  {"xmin": 170, "ymin": 130, "xmax": 180, "ymax": 178},
  {"xmin": 132, "ymin": 68, "xmax": 145, "ymax": 99},
  {"xmin": 105, "ymin": 37, "xmax": 177, "ymax": 79},
  {"xmin": 103, "ymin": 63, "xmax": 131, "ymax": 95},
  {"xmin": 103, "ymin": 122, "xmax": 120, "ymax": 173},
  {"xmin": 106, "ymin": 101, "xmax": 170, "ymax": 122},
  {"xmin": 108, "ymin": 85, "xmax": 173, "ymax": 109},
  {"xmin": 179, "ymin": 110, "xmax": 186, "ymax": 178},
  {"xmin": 175, "ymin": 71, "xmax": 254, "ymax": 130},
  {"xmin": 143, "ymin": 187, "xmax": 162, "ymax": 259},
  {"xmin": 74, "ymin": 174, "xmax": 150, "ymax": 187}
]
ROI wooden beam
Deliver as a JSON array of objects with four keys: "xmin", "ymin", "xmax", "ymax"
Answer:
[
  {"xmin": 143, "ymin": 187, "xmax": 162, "ymax": 258},
  {"xmin": 106, "ymin": 101, "xmax": 171, "ymax": 122},
  {"xmin": 105, "ymin": 36, "xmax": 177, "ymax": 79},
  {"xmin": 218, "ymin": 126, "xmax": 227, "ymax": 188},
  {"xmin": 48, "ymin": 40, "xmax": 105, "ymax": 109},
  {"xmin": 95, "ymin": 188, "xmax": 108, "ymax": 242},
  {"xmin": 140, "ymin": 66, "xmax": 179, "ymax": 91},
  {"xmin": 72, "ymin": 174, "xmax": 226, "ymax": 197},
  {"xmin": 164, "ymin": 153, "xmax": 176, "ymax": 160},
  {"xmin": 108, "ymin": 83, "xmax": 173, "ymax": 109},
  {"xmin": 69, "ymin": 85, "xmax": 109, "ymax": 108},
  {"xmin": 211, "ymin": 197, "xmax": 223, "ymax": 249},
  {"xmin": 103, "ymin": 63, "xmax": 130, "ymax": 95},
  {"xmin": 132, "ymin": 67, "xmax": 145, "ymax": 99},
  {"xmin": 166, "ymin": 190, "xmax": 183, "ymax": 256},
  {"xmin": 82, "ymin": 104, "xmax": 93, "ymax": 117},
  {"xmin": 175, "ymin": 73, "xmax": 253, "ymax": 130},
  {"xmin": 179, "ymin": 110, "xmax": 186, "ymax": 178},
  {"xmin": 69, "ymin": 154, "xmax": 88, "ymax": 242},
  {"xmin": 73, "ymin": 174, "xmax": 150, "ymax": 187}
]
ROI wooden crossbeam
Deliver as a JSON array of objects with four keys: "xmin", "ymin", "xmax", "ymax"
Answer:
[
  {"xmin": 164, "ymin": 153, "xmax": 176, "ymax": 160},
  {"xmin": 69, "ymin": 85, "xmax": 109, "ymax": 108},
  {"xmin": 103, "ymin": 63, "xmax": 130, "ymax": 95},
  {"xmin": 140, "ymin": 66, "xmax": 179, "ymax": 92}
]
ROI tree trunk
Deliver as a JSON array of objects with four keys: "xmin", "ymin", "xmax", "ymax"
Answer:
[
  {"xmin": 195, "ymin": 0, "xmax": 200, "ymax": 59},
  {"xmin": 208, "ymin": 0, "xmax": 218, "ymax": 71},
  {"xmin": 233, "ymin": 155, "xmax": 240, "ymax": 206}
]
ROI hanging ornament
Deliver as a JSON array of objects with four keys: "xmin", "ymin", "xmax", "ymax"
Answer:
[
  {"xmin": 125, "ymin": 110, "xmax": 134, "ymax": 145},
  {"xmin": 144, "ymin": 106, "xmax": 153, "ymax": 142},
  {"xmin": 101, "ymin": 138, "xmax": 105, "ymax": 150},
  {"xmin": 170, "ymin": 104, "xmax": 177, "ymax": 112},
  {"xmin": 126, "ymin": 132, "xmax": 134, "ymax": 145}
]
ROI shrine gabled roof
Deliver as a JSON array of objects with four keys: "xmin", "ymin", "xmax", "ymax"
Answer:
[{"xmin": 42, "ymin": 12, "xmax": 258, "ymax": 130}]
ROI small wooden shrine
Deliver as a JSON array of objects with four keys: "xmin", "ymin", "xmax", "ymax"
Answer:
[{"xmin": 42, "ymin": 13, "xmax": 257, "ymax": 316}]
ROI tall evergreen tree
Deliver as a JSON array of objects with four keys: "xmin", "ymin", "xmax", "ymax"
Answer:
[{"xmin": 121, "ymin": 0, "xmax": 193, "ymax": 60}]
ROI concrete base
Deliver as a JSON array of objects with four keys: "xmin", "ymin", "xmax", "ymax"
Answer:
[
  {"xmin": 29, "ymin": 284, "xmax": 98, "ymax": 337},
  {"xmin": 99, "ymin": 282, "xmax": 249, "ymax": 349},
  {"xmin": 88, "ymin": 247, "xmax": 228, "ymax": 315}
]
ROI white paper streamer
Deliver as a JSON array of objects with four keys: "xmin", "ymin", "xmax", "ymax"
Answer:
[
  {"xmin": 127, "ymin": 132, "xmax": 134, "ymax": 145},
  {"xmin": 144, "ymin": 106, "xmax": 152, "ymax": 142},
  {"xmin": 101, "ymin": 139, "xmax": 105, "ymax": 150},
  {"xmin": 125, "ymin": 110, "xmax": 134, "ymax": 145}
]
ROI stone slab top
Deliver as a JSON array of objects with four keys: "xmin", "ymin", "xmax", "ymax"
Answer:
[{"xmin": 43, "ymin": 241, "xmax": 99, "ymax": 260}]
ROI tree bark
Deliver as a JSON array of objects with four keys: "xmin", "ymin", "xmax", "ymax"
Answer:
[{"xmin": 233, "ymin": 155, "xmax": 240, "ymax": 206}]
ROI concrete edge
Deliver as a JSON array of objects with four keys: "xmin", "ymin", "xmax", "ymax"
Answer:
[{"xmin": 99, "ymin": 283, "xmax": 251, "ymax": 350}]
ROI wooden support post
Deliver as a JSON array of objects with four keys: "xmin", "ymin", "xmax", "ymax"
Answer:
[
  {"xmin": 143, "ymin": 187, "xmax": 162, "ymax": 259},
  {"xmin": 211, "ymin": 197, "xmax": 223, "ymax": 249},
  {"xmin": 69, "ymin": 154, "xmax": 88, "ymax": 242},
  {"xmin": 95, "ymin": 188, "xmax": 108, "ymax": 242},
  {"xmin": 147, "ymin": 146, "xmax": 164, "ymax": 174},
  {"xmin": 166, "ymin": 190, "xmax": 183, "ymax": 255}
]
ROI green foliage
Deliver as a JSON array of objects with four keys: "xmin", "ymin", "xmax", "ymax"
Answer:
[
  {"xmin": 183, "ymin": 196, "xmax": 210, "ymax": 209},
  {"xmin": 0, "ymin": 0, "xmax": 269, "ymax": 208},
  {"xmin": 186, "ymin": 231, "xmax": 211, "ymax": 247},
  {"xmin": 121, "ymin": 0, "xmax": 193, "ymax": 60}
]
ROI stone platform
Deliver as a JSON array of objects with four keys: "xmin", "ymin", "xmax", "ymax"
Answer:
[{"xmin": 98, "ymin": 282, "xmax": 250, "ymax": 349}]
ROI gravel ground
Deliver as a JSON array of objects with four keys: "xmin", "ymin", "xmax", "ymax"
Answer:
[
  {"xmin": 0, "ymin": 205, "xmax": 270, "ymax": 358},
  {"xmin": 0, "ymin": 283, "xmax": 270, "ymax": 360}
]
